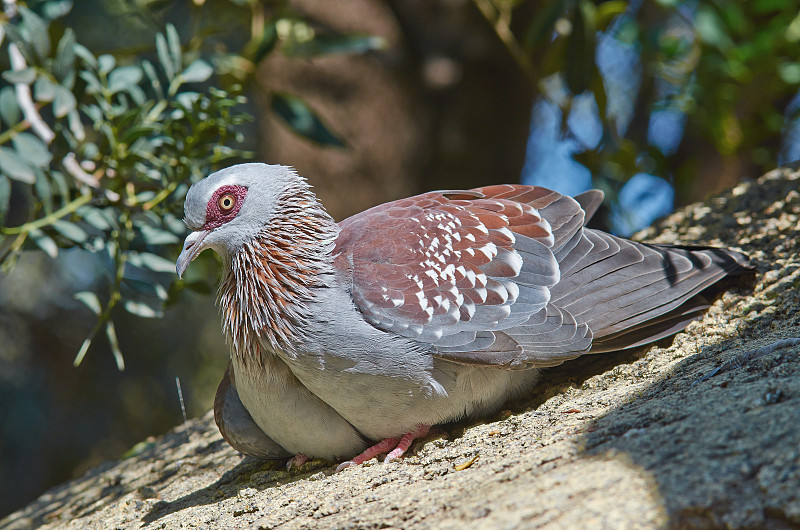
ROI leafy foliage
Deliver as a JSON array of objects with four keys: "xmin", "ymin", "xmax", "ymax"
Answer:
[
  {"xmin": 0, "ymin": 7, "xmax": 252, "ymax": 367},
  {"xmin": 0, "ymin": 1, "xmax": 384, "ymax": 368},
  {"xmin": 476, "ymin": 0, "xmax": 800, "ymax": 202}
]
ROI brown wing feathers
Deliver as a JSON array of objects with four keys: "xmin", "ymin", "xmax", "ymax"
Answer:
[{"xmin": 335, "ymin": 184, "xmax": 752, "ymax": 369}]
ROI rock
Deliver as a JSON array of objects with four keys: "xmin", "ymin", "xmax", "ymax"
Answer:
[{"xmin": 3, "ymin": 166, "xmax": 799, "ymax": 530}]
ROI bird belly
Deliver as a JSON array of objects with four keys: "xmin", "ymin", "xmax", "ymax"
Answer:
[
  {"xmin": 231, "ymin": 355, "xmax": 367, "ymax": 460},
  {"xmin": 283, "ymin": 352, "xmax": 541, "ymax": 441}
]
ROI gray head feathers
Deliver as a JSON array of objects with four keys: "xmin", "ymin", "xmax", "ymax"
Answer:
[{"xmin": 182, "ymin": 163, "xmax": 314, "ymax": 257}]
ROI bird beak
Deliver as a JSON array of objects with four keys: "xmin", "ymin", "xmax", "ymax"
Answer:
[{"xmin": 176, "ymin": 229, "xmax": 211, "ymax": 279}]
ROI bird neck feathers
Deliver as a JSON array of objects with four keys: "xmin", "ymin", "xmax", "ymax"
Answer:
[{"xmin": 217, "ymin": 183, "xmax": 338, "ymax": 367}]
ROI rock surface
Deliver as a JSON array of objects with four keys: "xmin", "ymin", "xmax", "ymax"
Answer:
[{"xmin": 3, "ymin": 166, "xmax": 799, "ymax": 530}]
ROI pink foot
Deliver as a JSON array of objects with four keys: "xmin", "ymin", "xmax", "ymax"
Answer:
[
  {"xmin": 385, "ymin": 425, "xmax": 430, "ymax": 463},
  {"xmin": 336, "ymin": 425, "xmax": 430, "ymax": 472},
  {"xmin": 286, "ymin": 453, "xmax": 309, "ymax": 471}
]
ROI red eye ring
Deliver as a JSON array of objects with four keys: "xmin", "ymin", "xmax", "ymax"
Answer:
[{"xmin": 218, "ymin": 193, "xmax": 236, "ymax": 213}]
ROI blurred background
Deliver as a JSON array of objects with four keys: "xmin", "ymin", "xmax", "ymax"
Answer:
[{"xmin": 2, "ymin": 0, "xmax": 800, "ymax": 518}]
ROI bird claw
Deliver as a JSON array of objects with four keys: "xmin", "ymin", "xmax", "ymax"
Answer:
[
  {"xmin": 286, "ymin": 453, "xmax": 309, "ymax": 471},
  {"xmin": 335, "ymin": 460, "xmax": 356, "ymax": 473},
  {"xmin": 336, "ymin": 425, "xmax": 430, "ymax": 471}
]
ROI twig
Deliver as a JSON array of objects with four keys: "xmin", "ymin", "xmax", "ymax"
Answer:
[
  {"xmin": 0, "ymin": 192, "xmax": 92, "ymax": 235},
  {"xmin": 62, "ymin": 153, "xmax": 100, "ymax": 187},
  {"xmin": 8, "ymin": 43, "xmax": 56, "ymax": 144},
  {"xmin": 473, "ymin": 0, "xmax": 537, "ymax": 86},
  {"xmin": 175, "ymin": 376, "xmax": 190, "ymax": 445}
]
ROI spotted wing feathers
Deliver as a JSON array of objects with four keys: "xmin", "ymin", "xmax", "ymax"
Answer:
[
  {"xmin": 334, "ymin": 185, "xmax": 592, "ymax": 368},
  {"xmin": 334, "ymin": 184, "xmax": 752, "ymax": 370}
]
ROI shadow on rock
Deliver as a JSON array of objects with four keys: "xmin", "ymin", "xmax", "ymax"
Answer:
[
  {"xmin": 578, "ymin": 314, "xmax": 800, "ymax": 527},
  {"xmin": 141, "ymin": 455, "xmax": 332, "ymax": 525}
]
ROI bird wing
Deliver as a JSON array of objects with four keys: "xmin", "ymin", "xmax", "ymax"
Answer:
[{"xmin": 334, "ymin": 185, "xmax": 594, "ymax": 369}]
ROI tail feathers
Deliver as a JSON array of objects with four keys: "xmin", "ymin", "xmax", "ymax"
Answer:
[
  {"xmin": 588, "ymin": 295, "xmax": 710, "ymax": 353},
  {"xmin": 553, "ymin": 231, "xmax": 754, "ymax": 352}
]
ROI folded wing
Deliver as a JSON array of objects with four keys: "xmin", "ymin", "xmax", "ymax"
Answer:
[{"xmin": 334, "ymin": 185, "xmax": 752, "ymax": 369}]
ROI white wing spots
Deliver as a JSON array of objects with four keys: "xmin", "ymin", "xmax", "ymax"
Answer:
[
  {"xmin": 415, "ymin": 289, "xmax": 428, "ymax": 308},
  {"xmin": 424, "ymin": 269, "xmax": 442, "ymax": 285},
  {"xmin": 476, "ymin": 242, "xmax": 497, "ymax": 261},
  {"xmin": 344, "ymin": 196, "xmax": 561, "ymax": 347},
  {"xmin": 494, "ymin": 226, "xmax": 515, "ymax": 244}
]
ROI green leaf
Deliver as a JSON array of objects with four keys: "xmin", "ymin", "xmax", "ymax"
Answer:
[
  {"xmin": 75, "ymin": 291, "xmax": 102, "ymax": 315},
  {"xmin": 0, "ymin": 147, "xmax": 36, "ymax": 183},
  {"xmin": 98, "ymin": 54, "xmax": 116, "ymax": 75},
  {"xmin": 175, "ymin": 92, "xmax": 200, "ymax": 108},
  {"xmin": 52, "ymin": 220, "xmax": 88, "ymax": 243},
  {"xmin": 54, "ymin": 28, "xmax": 77, "ymax": 83},
  {"xmin": 39, "ymin": 0, "xmax": 74, "ymax": 21},
  {"xmin": 123, "ymin": 299, "xmax": 162, "ymax": 318},
  {"xmin": 163, "ymin": 213, "xmax": 187, "ymax": 235},
  {"xmin": 79, "ymin": 70, "xmax": 103, "ymax": 95},
  {"xmin": 271, "ymin": 93, "xmax": 346, "ymax": 147},
  {"xmin": 73, "ymin": 43, "xmax": 97, "ymax": 69},
  {"xmin": 105, "ymin": 320, "xmax": 125, "ymax": 371},
  {"xmin": 80, "ymin": 206, "xmax": 112, "ymax": 231},
  {"xmin": 29, "ymin": 227, "xmax": 58, "ymax": 258},
  {"xmin": 138, "ymin": 223, "xmax": 180, "ymax": 245},
  {"xmin": 12, "ymin": 133, "xmax": 53, "ymax": 167},
  {"xmin": 0, "ymin": 87, "xmax": 21, "ymax": 125},
  {"xmin": 53, "ymin": 85, "xmax": 77, "ymax": 117},
  {"xmin": 2, "ymin": 68, "xmax": 37, "ymax": 85},
  {"xmin": 34, "ymin": 76, "xmax": 58, "ymax": 102},
  {"xmin": 283, "ymin": 34, "xmax": 385, "ymax": 58},
  {"xmin": 695, "ymin": 7, "xmax": 734, "ymax": 50},
  {"xmin": 49, "ymin": 170, "xmax": 70, "ymax": 205},
  {"xmin": 129, "ymin": 251, "xmax": 177, "ymax": 273},
  {"xmin": 73, "ymin": 336, "xmax": 93, "ymax": 367},
  {"xmin": 2, "ymin": 24, "xmax": 37, "ymax": 64},
  {"xmin": 166, "ymin": 23, "xmax": 183, "ymax": 73},
  {"xmin": 126, "ymin": 84, "xmax": 147, "ymax": 106},
  {"xmin": 179, "ymin": 60, "xmax": 213, "ymax": 84},
  {"xmin": 108, "ymin": 66, "xmax": 143, "ymax": 94},
  {"xmin": 141, "ymin": 60, "xmax": 163, "ymax": 98},
  {"xmin": 122, "ymin": 276, "xmax": 168, "ymax": 300},
  {"xmin": 82, "ymin": 102, "xmax": 103, "ymax": 123},
  {"xmin": 523, "ymin": 0, "xmax": 569, "ymax": 52},
  {"xmin": 34, "ymin": 168, "xmax": 52, "ymax": 213},
  {"xmin": 155, "ymin": 32, "xmax": 175, "ymax": 80},
  {"xmin": 121, "ymin": 124, "xmax": 159, "ymax": 145},
  {"xmin": 20, "ymin": 6, "xmax": 51, "ymax": 60},
  {"xmin": 778, "ymin": 62, "xmax": 800, "ymax": 84},
  {"xmin": 0, "ymin": 176, "xmax": 10, "ymax": 223}
]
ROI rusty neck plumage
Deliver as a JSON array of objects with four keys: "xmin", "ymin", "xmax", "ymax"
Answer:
[{"xmin": 217, "ymin": 182, "xmax": 338, "ymax": 368}]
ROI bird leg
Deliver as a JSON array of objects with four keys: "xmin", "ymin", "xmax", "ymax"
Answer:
[
  {"xmin": 336, "ymin": 425, "xmax": 430, "ymax": 472},
  {"xmin": 384, "ymin": 425, "xmax": 430, "ymax": 463}
]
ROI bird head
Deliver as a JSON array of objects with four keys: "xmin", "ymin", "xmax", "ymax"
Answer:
[{"xmin": 176, "ymin": 163, "xmax": 304, "ymax": 278}]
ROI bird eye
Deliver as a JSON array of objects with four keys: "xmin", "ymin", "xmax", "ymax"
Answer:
[{"xmin": 218, "ymin": 193, "xmax": 236, "ymax": 213}]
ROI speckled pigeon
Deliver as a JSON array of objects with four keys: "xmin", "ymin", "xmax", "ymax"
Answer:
[{"xmin": 176, "ymin": 163, "xmax": 753, "ymax": 468}]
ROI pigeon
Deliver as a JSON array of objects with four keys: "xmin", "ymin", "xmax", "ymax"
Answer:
[{"xmin": 176, "ymin": 163, "xmax": 753, "ymax": 467}]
